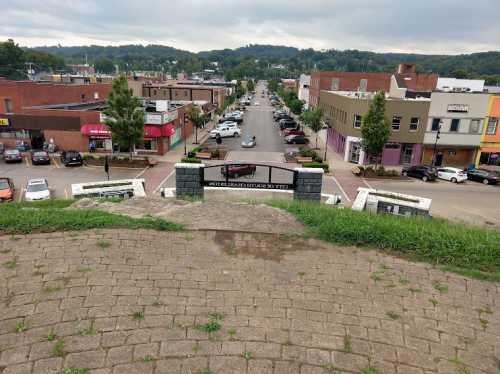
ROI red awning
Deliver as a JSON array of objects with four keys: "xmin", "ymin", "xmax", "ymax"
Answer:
[
  {"xmin": 81, "ymin": 124, "xmax": 111, "ymax": 137},
  {"xmin": 144, "ymin": 125, "xmax": 162, "ymax": 138},
  {"xmin": 162, "ymin": 123, "xmax": 176, "ymax": 137}
]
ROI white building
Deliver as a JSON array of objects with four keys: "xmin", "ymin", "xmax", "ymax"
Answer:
[
  {"xmin": 436, "ymin": 78, "xmax": 485, "ymax": 93},
  {"xmin": 298, "ymin": 74, "xmax": 311, "ymax": 110}
]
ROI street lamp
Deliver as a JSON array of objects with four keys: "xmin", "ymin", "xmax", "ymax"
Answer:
[
  {"xmin": 431, "ymin": 120, "xmax": 442, "ymax": 167},
  {"xmin": 183, "ymin": 112, "xmax": 187, "ymax": 156}
]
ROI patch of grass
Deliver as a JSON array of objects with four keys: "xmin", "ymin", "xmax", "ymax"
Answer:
[
  {"xmin": 409, "ymin": 287, "xmax": 422, "ymax": 293},
  {"xmin": 386, "ymin": 311, "xmax": 400, "ymax": 320},
  {"xmin": 369, "ymin": 272, "xmax": 383, "ymax": 282},
  {"xmin": 142, "ymin": 355, "xmax": 155, "ymax": 363},
  {"xmin": 433, "ymin": 282, "xmax": 449, "ymax": 294},
  {"xmin": 43, "ymin": 285, "xmax": 63, "ymax": 294},
  {"xmin": 47, "ymin": 330, "xmax": 57, "ymax": 341},
  {"xmin": 267, "ymin": 200, "xmax": 500, "ymax": 281},
  {"xmin": 399, "ymin": 276, "xmax": 410, "ymax": 285},
  {"xmin": 429, "ymin": 298, "xmax": 439, "ymax": 307},
  {"xmin": 297, "ymin": 271, "xmax": 306, "ymax": 277},
  {"xmin": 77, "ymin": 267, "xmax": 93, "ymax": 273},
  {"xmin": 184, "ymin": 234, "xmax": 194, "ymax": 241},
  {"xmin": 0, "ymin": 199, "xmax": 183, "ymax": 235},
  {"xmin": 322, "ymin": 364, "xmax": 339, "ymax": 374},
  {"xmin": 243, "ymin": 351, "xmax": 253, "ymax": 360},
  {"xmin": 96, "ymin": 240, "xmax": 111, "ymax": 249},
  {"xmin": 132, "ymin": 311, "xmax": 145, "ymax": 321},
  {"xmin": 15, "ymin": 321, "xmax": 27, "ymax": 333},
  {"xmin": 343, "ymin": 334, "xmax": 352, "ymax": 353},
  {"xmin": 208, "ymin": 312, "xmax": 224, "ymax": 321},
  {"xmin": 479, "ymin": 318, "xmax": 489, "ymax": 330},
  {"xmin": 360, "ymin": 368, "xmax": 380, "ymax": 374},
  {"xmin": 58, "ymin": 369, "xmax": 90, "ymax": 374},
  {"xmin": 52, "ymin": 338, "xmax": 65, "ymax": 357},
  {"xmin": 78, "ymin": 325, "xmax": 97, "ymax": 336},
  {"xmin": 191, "ymin": 370, "xmax": 211, "ymax": 374},
  {"xmin": 3, "ymin": 259, "xmax": 17, "ymax": 269},
  {"xmin": 195, "ymin": 321, "xmax": 221, "ymax": 333},
  {"xmin": 192, "ymin": 342, "xmax": 201, "ymax": 353},
  {"xmin": 477, "ymin": 305, "xmax": 493, "ymax": 315},
  {"xmin": 96, "ymin": 197, "xmax": 123, "ymax": 204},
  {"xmin": 228, "ymin": 328, "xmax": 237, "ymax": 339}
]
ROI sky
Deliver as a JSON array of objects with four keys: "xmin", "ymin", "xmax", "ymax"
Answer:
[{"xmin": 1, "ymin": 0, "xmax": 499, "ymax": 54}]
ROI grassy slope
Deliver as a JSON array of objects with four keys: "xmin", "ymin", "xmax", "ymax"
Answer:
[
  {"xmin": 269, "ymin": 200, "xmax": 500, "ymax": 282},
  {"xmin": 0, "ymin": 200, "xmax": 183, "ymax": 234}
]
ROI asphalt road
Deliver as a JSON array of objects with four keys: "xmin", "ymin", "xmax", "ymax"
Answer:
[
  {"xmin": 0, "ymin": 156, "xmax": 142, "ymax": 201},
  {"xmin": 366, "ymin": 177, "xmax": 500, "ymax": 227}
]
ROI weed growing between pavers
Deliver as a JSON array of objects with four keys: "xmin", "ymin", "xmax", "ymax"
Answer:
[
  {"xmin": 52, "ymin": 338, "xmax": 65, "ymax": 357},
  {"xmin": 14, "ymin": 321, "xmax": 27, "ymax": 333},
  {"xmin": 268, "ymin": 200, "xmax": 500, "ymax": 281},
  {"xmin": 58, "ymin": 369, "xmax": 90, "ymax": 374}
]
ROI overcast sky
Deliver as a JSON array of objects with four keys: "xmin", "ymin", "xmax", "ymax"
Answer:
[{"xmin": 1, "ymin": 0, "xmax": 499, "ymax": 54}]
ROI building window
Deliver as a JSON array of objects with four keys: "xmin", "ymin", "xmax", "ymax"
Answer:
[
  {"xmin": 153, "ymin": 89, "xmax": 157, "ymax": 96},
  {"xmin": 359, "ymin": 79, "xmax": 368, "ymax": 92},
  {"xmin": 431, "ymin": 118, "xmax": 441, "ymax": 131},
  {"xmin": 409, "ymin": 117, "xmax": 419, "ymax": 131},
  {"xmin": 3, "ymin": 98, "xmax": 13, "ymax": 113},
  {"xmin": 470, "ymin": 119, "xmax": 482, "ymax": 134},
  {"xmin": 81, "ymin": 94, "xmax": 85, "ymax": 100},
  {"xmin": 392, "ymin": 116, "xmax": 401, "ymax": 131},
  {"xmin": 353, "ymin": 115, "xmax": 362, "ymax": 129},
  {"xmin": 331, "ymin": 78, "xmax": 339, "ymax": 91},
  {"xmin": 487, "ymin": 118, "xmax": 498, "ymax": 135},
  {"xmin": 450, "ymin": 118, "xmax": 460, "ymax": 132},
  {"xmin": 94, "ymin": 92, "xmax": 99, "ymax": 100},
  {"xmin": 385, "ymin": 143, "xmax": 400, "ymax": 149}
]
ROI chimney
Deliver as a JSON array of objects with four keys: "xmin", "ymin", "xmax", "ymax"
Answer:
[{"xmin": 397, "ymin": 63, "xmax": 416, "ymax": 75}]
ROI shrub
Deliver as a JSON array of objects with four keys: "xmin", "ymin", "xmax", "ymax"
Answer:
[
  {"xmin": 192, "ymin": 146, "xmax": 202, "ymax": 154},
  {"xmin": 303, "ymin": 162, "xmax": 329, "ymax": 172},
  {"xmin": 181, "ymin": 157, "xmax": 201, "ymax": 164},
  {"xmin": 210, "ymin": 149, "xmax": 220, "ymax": 159}
]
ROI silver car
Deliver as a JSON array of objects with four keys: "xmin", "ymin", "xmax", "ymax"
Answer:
[{"xmin": 241, "ymin": 135, "xmax": 256, "ymax": 148}]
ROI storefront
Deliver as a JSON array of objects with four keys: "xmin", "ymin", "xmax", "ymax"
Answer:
[{"xmin": 80, "ymin": 122, "xmax": 176, "ymax": 155}]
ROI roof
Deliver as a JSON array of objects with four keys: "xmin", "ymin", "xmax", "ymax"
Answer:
[
  {"xmin": 394, "ymin": 73, "xmax": 438, "ymax": 92},
  {"xmin": 437, "ymin": 77, "xmax": 485, "ymax": 92},
  {"xmin": 312, "ymin": 71, "xmax": 392, "ymax": 92}
]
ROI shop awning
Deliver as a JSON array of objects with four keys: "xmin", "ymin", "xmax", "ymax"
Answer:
[
  {"xmin": 162, "ymin": 123, "xmax": 176, "ymax": 137},
  {"xmin": 81, "ymin": 124, "xmax": 111, "ymax": 137},
  {"xmin": 480, "ymin": 147, "xmax": 500, "ymax": 153},
  {"xmin": 144, "ymin": 125, "xmax": 162, "ymax": 138}
]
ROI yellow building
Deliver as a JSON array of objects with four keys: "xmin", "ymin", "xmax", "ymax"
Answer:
[{"xmin": 476, "ymin": 95, "xmax": 500, "ymax": 166}]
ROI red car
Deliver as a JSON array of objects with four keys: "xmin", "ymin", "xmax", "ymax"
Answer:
[
  {"xmin": 220, "ymin": 164, "xmax": 256, "ymax": 178},
  {"xmin": 283, "ymin": 128, "xmax": 305, "ymax": 137},
  {"xmin": 0, "ymin": 178, "xmax": 15, "ymax": 202}
]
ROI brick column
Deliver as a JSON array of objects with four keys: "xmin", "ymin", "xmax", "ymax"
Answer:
[
  {"xmin": 175, "ymin": 163, "xmax": 204, "ymax": 199},
  {"xmin": 294, "ymin": 167, "xmax": 323, "ymax": 202}
]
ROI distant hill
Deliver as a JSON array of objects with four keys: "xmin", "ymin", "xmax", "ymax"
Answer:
[{"xmin": 30, "ymin": 44, "xmax": 500, "ymax": 84}]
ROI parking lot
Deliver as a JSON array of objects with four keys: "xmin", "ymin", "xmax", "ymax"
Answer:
[
  {"xmin": 365, "ymin": 176, "xmax": 500, "ymax": 227},
  {"xmin": 0, "ymin": 155, "xmax": 143, "ymax": 201}
]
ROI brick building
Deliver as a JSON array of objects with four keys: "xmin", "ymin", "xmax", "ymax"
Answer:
[{"xmin": 142, "ymin": 83, "xmax": 227, "ymax": 109}]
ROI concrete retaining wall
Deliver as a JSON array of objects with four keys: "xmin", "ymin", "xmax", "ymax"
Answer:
[
  {"xmin": 293, "ymin": 167, "xmax": 324, "ymax": 202},
  {"xmin": 175, "ymin": 163, "xmax": 205, "ymax": 198}
]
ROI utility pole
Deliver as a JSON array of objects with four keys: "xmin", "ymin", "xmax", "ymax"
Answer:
[{"xmin": 431, "ymin": 121, "xmax": 442, "ymax": 166}]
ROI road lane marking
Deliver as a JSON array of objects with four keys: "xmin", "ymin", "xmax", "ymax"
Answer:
[
  {"xmin": 24, "ymin": 157, "xmax": 30, "ymax": 167},
  {"xmin": 52, "ymin": 157, "xmax": 61, "ymax": 168},
  {"xmin": 135, "ymin": 166, "xmax": 149, "ymax": 179},
  {"xmin": 153, "ymin": 169, "xmax": 176, "ymax": 194},
  {"xmin": 362, "ymin": 178, "xmax": 373, "ymax": 189},
  {"xmin": 330, "ymin": 175, "xmax": 351, "ymax": 203}
]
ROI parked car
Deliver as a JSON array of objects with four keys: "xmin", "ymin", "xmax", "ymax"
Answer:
[
  {"xmin": 220, "ymin": 164, "xmax": 256, "ymax": 178},
  {"xmin": 437, "ymin": 167, "xmax": 467, "ymax": 183},
  {"xmin": 61, "ymin": 150, "xmax": 83, "ymax": 166},
  {"xmin": 280, "ymin": 120, "xmax": 298, "ymax": 130},
  {"xmin": 210, "ymin": 126, "xmax": 241, "ymax": 138},
  {"xmin": 24, "ymin": 178, "xmax": 51, "ymax": 201},
  {"xmin": 220, "ymin": 115, "xmax": 243, "ymax": 124},
  {"xmin": 216, "ymin": 121, "xmax": 238, "ymax": 130},
  {"xmin": 283, "ymin": 128, "xmax": 305, "ymax": 137},
  {"xmin": 467, "ymin": 169, "xmax": 500, "ymax": 185},
  {"xmin": 275, "ymin": 113, "xmax": 292, "ymax": 122},
  {"xmin": 3, "ymin": 149, "xmax": 22, "ymax": 163},
  {"xmin": 0, "ymin": 177, "xmax": 15, "ymax": 202},
  {"xmin": 402, "ymin": 165, "xmax": 437, "ymax": 182},
  {"xmin": 285, "ymin": 135, "xmax": 309, "ymax": 145},
  {"xmin": 241, "ymin": 135, "xmax": 256, "ymax": 148},
  {"xmin": 31, "ymin": 150, "xmax": 51, "ymax": 165}
]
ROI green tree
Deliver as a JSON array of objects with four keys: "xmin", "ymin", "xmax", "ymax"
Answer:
[
  {"xmin": 300, "ymin": 108, "xmax": 324, "ymax": 150},
  {"xmin": 361, "ymin": 91, "xmax": 390, "ymax": 167},
  {"xmin": 103, "ymin": 75, "xmax": 145, "ymax": 159},
  {"xmin": 268, "ymin": 79, "xmax": 279, "ymax": 92},
  {"xmin": 235, "ymin": 80, "xmax": 246, "ymax": 98},
  {"xmin": 186, "ymin": 105, "xmax": 205, "ymax": 144},
  {"xmin": 0, "ymin": 39, "xmax": 26, "ymax": 80},
  {"xmin": 94, "ymin": 57, "xmax": 115, "ymax": 74},
  {"xmin": 247, "ymin": 79, "xmax": 255, "ymax": 92}
]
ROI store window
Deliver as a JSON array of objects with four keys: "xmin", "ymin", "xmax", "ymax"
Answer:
[
  {"xmin": 90, "ymin": 138, "xmax": 106, "ymax": 149},
  {"xmin": 141, "ymin": 139, "xmax": 157, "ymax": 151}
]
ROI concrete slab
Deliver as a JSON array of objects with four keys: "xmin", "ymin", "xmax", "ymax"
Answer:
[{"xmin": 227, "ymin": 151, "xmax": 284, "ymax": 163}]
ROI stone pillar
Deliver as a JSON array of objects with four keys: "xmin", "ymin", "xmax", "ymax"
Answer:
[
  {"xmin": 294, "ymin": 167, "xmax": 323, "ymax": 202},
  {"xmin": 175, "ymin": 163, "xmax": 205, "ymax": 199}
]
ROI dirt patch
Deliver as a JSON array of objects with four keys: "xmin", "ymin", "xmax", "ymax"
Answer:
[{"xmin": 70, "ymin": 197, "xmax": 306, "ymax": 234}]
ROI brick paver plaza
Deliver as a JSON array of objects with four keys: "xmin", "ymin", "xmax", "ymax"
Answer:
[{"xmin": 1, "ymin": 229, "xmax": 499, "ymax": 373}]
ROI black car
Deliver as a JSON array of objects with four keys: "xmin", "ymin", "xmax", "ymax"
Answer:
[
  {"xmin": 219, "ymin": 116, "xmax": 243, "ymax": 124},
  {"xmin": 285, "ymin": 135, "xmax": 309, "ymax": 145},
  {"xmin": 467, "ymin": 169, "xmax": 499, "ymax": 185},
  {"xmin": 275, "ymin": 113, "xmax": 292, "ymax": 122},
  {"xmin": 61, "ymin": 150, "xmax": 83, "ymax": 166},
  {"xmin": 402, "ymin": 165, "xmax": 437, "ymax": 182},
  {"xmin": 280, "ymin": 120, "xmax": 298, "ymax": 130},
  {"xmin": 31, "ymin": 150, "xmax": 51, "ymax": 165}
]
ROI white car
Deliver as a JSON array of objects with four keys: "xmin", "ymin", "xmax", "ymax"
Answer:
[
  {"xmin": 25, "ymin": 178, "xmax": 51, "ymax": 201},
  {"xmin": 210, "ymin": 126, "xmax": 241, "ymax": 138},
  {"xmin": 254, "ymin": 102, "xmax": 260, "ymax": 106},
  {"xmin": 216, "ymin": 121, "xmax": 238, "ymax": 130},
  {"xmin": 437, "ymin": 167, "xmax": 468, "ymax": 183}
]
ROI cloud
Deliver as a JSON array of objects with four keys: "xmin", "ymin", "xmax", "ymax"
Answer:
[{"xmin": 1, "ymin": 0, "xmax": 499, "ymax": 54}]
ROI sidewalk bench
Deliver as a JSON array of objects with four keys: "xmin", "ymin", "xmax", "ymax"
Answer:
[
  {"xmin": 295, "ymin": 156, "xmax": 313, "ymax": 163},
  {"xmin": 196, "ymin": 152, "xmax": 212, "ymax": 160}
]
